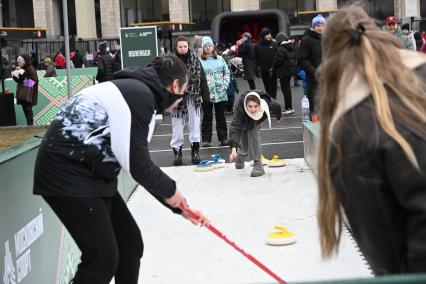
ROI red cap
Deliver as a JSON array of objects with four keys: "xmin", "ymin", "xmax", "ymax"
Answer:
[{"xmin": 385, "ymin": 16, "xmax": 398, "ymax": 25}]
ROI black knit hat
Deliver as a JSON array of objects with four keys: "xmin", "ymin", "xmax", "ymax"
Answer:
[{"xmin": 401, "ymin": 23, "xmax": 410, "ymax": 31}]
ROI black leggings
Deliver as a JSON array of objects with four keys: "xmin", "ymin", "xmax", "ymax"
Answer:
[
  {"xmin": 44, "ymin": 194, "xmax": 143, "ymax": 284},
  {"xmin": 280, "ymin": 76, "xmax": 292, "ymax": 109},
  {"xmin": 260, "ymin": 70, "xmax": 277, "ymax": 98},
  {"xmin": 21, "ymin": 103, "xmax": 34, "ymax": 125}
]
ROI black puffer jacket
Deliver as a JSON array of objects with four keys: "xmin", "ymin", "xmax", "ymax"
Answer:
[
  {"xmin": 298, "ymin": 28, "xmax": 322, "ymax": 79},
  {"xmin": 96, "ymin": 52, "xmax": 115, "ymax": 83},
  {"xmin": 255, "ymin": 39, "xmax": 277, "ymax": 71},
  {"xmin": 229, "ymin": 90, "xmax": 282, "ymax": 149},
  {"xmin": 238, "ymin": 40, "xmax": 256, "ymax": 80},
  {"xmin": 330, "ymin": 63, "xmax": 426, "ymax": 275},
  {"xmin": 272, "ymin": 42, "xmax": 296, "ymax": 77}
]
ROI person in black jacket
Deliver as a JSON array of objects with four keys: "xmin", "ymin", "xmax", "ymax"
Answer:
[
  {"xmin": 96, "ymin": 41, "xmax": 115, "ymax": 83},
  {"xmin": 317, "ymin": 5, "xmax": 426, "ymax": 275},
  {"xmin": 255, "ymin": 28, "xmax": 277, "ymax": 98},
  {"xmin": 71, "ymin": 49, "xmax": 84, "ymax": 68},
  {"xmin": 12, "ymin": 54, "xmax": 39, "ymax": 125},
  {"xmin": 272, "ymin": 32, "xmax": 296, "ymax": 114},
  {"xmin": 299, "ymin": 14, "xmax": 324, "ymax": 114},
  {"xmin": 34, "ymin": 54, "xmax": 209, "ymax": 284},
  {"xmin": 229, "ymin": 90, "xmax": 281, "ymax": 177},
  {"xmin": 236, "ymin": 32, "xmax": 257, "ymax": 90},
  {"xmin": 1, "ymin": 55, "xmax": 11, "ymax": 80}
]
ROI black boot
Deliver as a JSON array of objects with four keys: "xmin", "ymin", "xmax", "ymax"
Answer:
[
  {"xmin": 173, "ymin": 146, "xmax": 183, "ymax": 166},
  {"xmin": 191, "ymin": 142, "xmax": 201, "ymax": 165}
]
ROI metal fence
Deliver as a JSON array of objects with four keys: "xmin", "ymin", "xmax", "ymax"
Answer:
[{"xmin": 3, "ymin": 38, "xmax": 120, "ymax": 69}]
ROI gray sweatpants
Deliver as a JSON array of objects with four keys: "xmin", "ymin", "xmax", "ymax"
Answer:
[{"xmin": 238, "ymin": 125, "xmax": 261, "ymax": 161}]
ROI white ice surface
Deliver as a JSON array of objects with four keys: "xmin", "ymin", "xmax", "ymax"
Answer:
[{"xmin": 126, "ymin": 158, "xmax": 372, "ymax": 284}]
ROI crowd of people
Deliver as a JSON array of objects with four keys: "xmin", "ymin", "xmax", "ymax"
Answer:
[{"xmin": 2, "ymin": 41, "xmax": 122, "ymax": 125}]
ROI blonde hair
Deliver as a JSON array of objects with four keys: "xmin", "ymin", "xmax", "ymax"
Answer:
[{"xmin": 317, "ymin": 5, "xmax": 426, "ymax": 258}]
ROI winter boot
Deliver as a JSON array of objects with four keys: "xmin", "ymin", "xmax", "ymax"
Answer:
[
  {"xmin": 250, "ymin": 160, "xmax": 265, "ymax": 177},
  {"xmin": 191, "ymin": 142, "xmax": 201, "ymax": 165},
  {"xmin": 173, "ymin": 146, "xmax": 183, "ymax": 166},
  {"xmin": 235, "ymin": 154, "xmax": 246, "ymax": 169}
]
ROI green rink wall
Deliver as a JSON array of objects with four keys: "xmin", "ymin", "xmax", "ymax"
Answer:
[
  {"xmin": 303, "ymin": 121, "xmax": 319, "ymax": 176},
  {"xmin": 6, "ymin": 67, "xmax": 97, "ymax": 126},
  {"xmin": 0, "ymin": 133, "xmax": 137, "ymax": 284}
]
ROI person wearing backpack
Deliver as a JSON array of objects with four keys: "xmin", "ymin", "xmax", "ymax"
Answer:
[
  {"xmin": 272, "ymin": 32, "xmax": 297, "ymax": 115},
  {"xmin": 96, "ymin": 42, "xmax": 115, "ymax": 83}
]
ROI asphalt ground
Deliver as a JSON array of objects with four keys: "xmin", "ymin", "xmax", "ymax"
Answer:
[{"xmin": 150, "ymin": 77, "xmax": 305, "ymax": 167}]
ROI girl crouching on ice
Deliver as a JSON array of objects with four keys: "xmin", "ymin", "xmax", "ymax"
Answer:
[{"xmin": 229, "ymin": 90, "xmax": 281, "ymax": 177}]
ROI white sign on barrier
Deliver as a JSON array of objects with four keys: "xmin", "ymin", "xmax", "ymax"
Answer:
[
  {"xmin": 404, "ymin": 0, "xmax": 419, "ymax": 17},
  {"xmin": 2, "ymin": 211, "xmax": 44, "ymax": 284}
]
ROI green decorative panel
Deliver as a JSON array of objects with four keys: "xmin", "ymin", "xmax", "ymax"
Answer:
[
  {"xmin": 33, "ymin": 76, "xmax": 93, "ymax": 125},
  {"xmin": 5, "ymin": 75, "xmax": 94, "ymax": 126}
]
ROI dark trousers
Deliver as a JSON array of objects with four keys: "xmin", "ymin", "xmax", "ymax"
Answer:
[
  {"xmin": 202, "ymin": 101, "xmax": 228, "ymax": 142},
  {"xmin": 306, "ymin": 76, "xmax": 318, "ymax": 114},
  {"xmin": 21, "ymin": 103, "xmax": 34, "ymax": 125},
  {"xmin": 247, "ymin": 79, "xmax": 256, "ymax": 90},
  {"xmin": 280, "ymin": 76, "xmax": 292, "ymax": 109},
  {"xmin": 260, "ymin": 70, "xmax": 277, "ymax": 98},
  {"xmin": 44, "ymin": 194, "xmax": 143, "ymax": 284},
  {"xmin": 226, "ymin": 93, "xmax": 235, "ymax": 113}
]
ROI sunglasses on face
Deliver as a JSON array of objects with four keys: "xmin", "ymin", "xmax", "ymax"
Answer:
[{"xmin": 387, "ymin": 22, "xmax": 396, "ymax": 27}]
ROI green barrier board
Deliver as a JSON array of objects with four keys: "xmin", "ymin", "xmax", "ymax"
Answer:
[
  {"xmin": 303, "ymin": 121, "xmax": 320, "ymax": 176},
  {"xmin": 0, "ymin": 136, "xmax": 137, "ymax": 284},
  {"xmin": 5, "ymin": 75, "xmax": 94, "ymax": 126}
]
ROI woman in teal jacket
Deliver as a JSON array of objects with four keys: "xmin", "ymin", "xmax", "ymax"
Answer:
[{"xmin": 200, "ymin": 36, "xmax": 230, "ymax": 147}]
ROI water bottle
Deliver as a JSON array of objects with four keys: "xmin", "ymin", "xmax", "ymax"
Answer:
[{"xmin": 301, "ymin": 95, "xmax": 310, "ymax": 122}]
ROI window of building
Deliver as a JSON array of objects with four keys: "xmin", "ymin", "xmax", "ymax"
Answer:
[
  {"xmin": 59, "ymin": 0, "xmax": 77, "ymax": 36},
  {"xmin": 260, "ymin": 0, "xmax": 316, "ymax": 12},
  {"xmin": 421, "ymin": 0, "xmax": 426, "ymax": 18},
  {"xmin": 122, "ymin": 0, "xmax": 169, "ymax": 25},
  {"xmin": 338, "ymin": 0, "xmax": 394, "ymax": 20},
  {"xmin": 190, "ymin": 0, "xmax": 231, "ymax": 29},
  {"xmin": 140, "ymin": 0, "xmax": 169, "ymax": 22},
  {"xmin": 95, "ymin": 0, "xmax": 102, "ymax": 38},
  {"xmin": 2, "ymin": 0, "xmax": 35, "ymax": 27},
  {"xmin": 260, "ymin": 0, "xmax": 316, "ymax": 24}
]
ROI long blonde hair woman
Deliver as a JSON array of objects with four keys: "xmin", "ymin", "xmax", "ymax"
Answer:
[{"xmin": 317, "ymin": 5, "xmax": 426, "ymax": 274}]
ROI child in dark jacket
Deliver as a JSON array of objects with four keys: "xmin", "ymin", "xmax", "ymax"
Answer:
[
  {"xmin": 225, "ymin": 73, "xmax": 239, "ymax": 114},
  {"xmin": 229, "ymin": 90, "xmax": 282, "ymax": 177}
]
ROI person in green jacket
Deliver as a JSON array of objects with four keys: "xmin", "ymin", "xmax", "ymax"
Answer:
[{"xmin": 385, "ymin": 16, "xmax": 415, "ymax": 50}]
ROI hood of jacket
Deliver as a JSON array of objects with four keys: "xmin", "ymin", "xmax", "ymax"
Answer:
[
  {"xmin": 276, "ymin": 32, "xmax": 290, "ymax": 45},
  {"xmin": 113, "ymin": 66, "xmax": 180, "ymax": 112},
  {"xmin": 303, "ymin": 28, "xmax": 322, "ymax": 40},
  {"xmin": 259, "ymin": 27, "xmax": 272, "ymax": 40},
  {"xmin": 243, "ymin": 91, "xmax": 271, "ymax": 128},
  {"xmin": 330, "ymin": 49, "xmax": 426, "ymax": 134}
]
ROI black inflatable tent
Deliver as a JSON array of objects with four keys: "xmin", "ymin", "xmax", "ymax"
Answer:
[{"xmin": 211, "ymin": 9, "xmax": 290, "ymax": 46}]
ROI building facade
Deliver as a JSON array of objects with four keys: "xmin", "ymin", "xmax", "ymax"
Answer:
[{"xmin": 0, "ymin": 0, "xmax": 425, "ymax": 39}]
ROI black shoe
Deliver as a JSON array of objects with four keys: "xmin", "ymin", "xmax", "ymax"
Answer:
[
  {"xmin": 173, "ymin": 147, "xmax": 183, "ymax": 166},
  {"xmin": 220, "ymin": 139, "xmax": 229, "ymax": 146},
  {"xmin": 191, "ymin": 142, "xmax": 201, "ymax": 165},
  {"xmin": 202, "ymin": 141, "xmax": 211, "ymax": 147}
]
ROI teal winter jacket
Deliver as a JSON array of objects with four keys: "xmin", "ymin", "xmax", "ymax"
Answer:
[{"xmin": 200, "ymin": 55, "xmax": 230, "ymax": 103}]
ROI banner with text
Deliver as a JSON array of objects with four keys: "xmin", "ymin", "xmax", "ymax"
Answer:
[{"xmin": 120, "ymin": 26, "xmax": 158, "ymax": 69}]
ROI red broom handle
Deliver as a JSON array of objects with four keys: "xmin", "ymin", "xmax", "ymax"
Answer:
[{"xmin": 179, "ymin": 204, "xmax": 286, "ymax": 284}]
